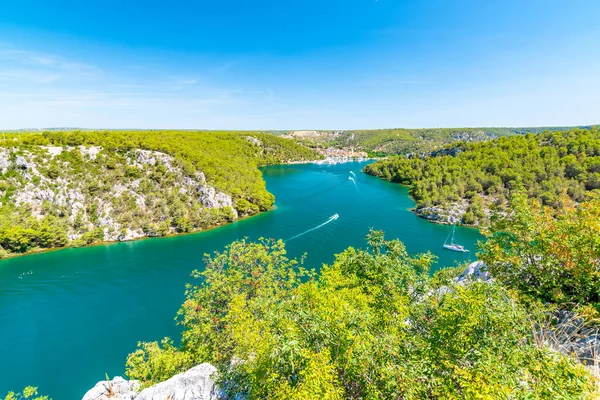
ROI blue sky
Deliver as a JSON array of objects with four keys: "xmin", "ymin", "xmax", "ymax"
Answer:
[{"xmin": 0, "ymin": 0, "xmax": 599, "ymax": 129}]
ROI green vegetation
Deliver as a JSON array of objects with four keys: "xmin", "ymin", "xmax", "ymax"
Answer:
[
  {"xmin": 480, "ymin": 193, "xmax": 600, "ymax": 314},
  {"xmin": 125, "ymin": 228, "xmax": 597, "ymax": 398},
  {"xmin": 3, "ymin": 387, "xmax": 48, "ymax": 400},
  {"xmin": 282, "ymin": 125, "xmax": 593, "ymax": 156},
  {"xmin": 0, "ymin": 131, "xmax": 320, "ymax": 257},
  {"xmin": 365, "ymin": 127, "xmax": 600, "ymax": 225}
]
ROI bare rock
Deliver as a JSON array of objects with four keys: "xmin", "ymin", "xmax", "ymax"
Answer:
[
  {"xmin": 0, "ymin": 149, "xmax": 11, "ymax": 173},
  {"xmin": 81, "ymin": 376, "xmax": 140, "ymax": 400},
  {"xmin": 456, "ymin": 261, "xmax": 491, "ymax": 284},
  {"xmin": 197, "ymin": 186, "xmax": 233, "ymax": 209},
  {"xmin": 118, "ymin": 228, "xmax": 145, "ymax": 242},
  {"xmin": 246, "ymin": 136, "xmax": 262, "ymax": 147},
  {"xmin": 79, "ymin": 145, "xmax": 102, "ymax": 160},
  {"xmin": 15, "ymin": 155, "xmax": 29, "ymax": 170},
  {"xmin": 136, "ymin": 363, "xmax": 220, "ymax": 400}
]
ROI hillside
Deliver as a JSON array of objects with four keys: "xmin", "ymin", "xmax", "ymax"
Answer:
[
  {"xmin": 364, "ymin": 127, "xmax": 600, "ymax": 225},
  {"xmin": 0, "ymin": 131, "xmax": 321, "ymax": 257},
  {"xmin": 281, "ymin": 125, "xmax": 595, "ymax": 156}
]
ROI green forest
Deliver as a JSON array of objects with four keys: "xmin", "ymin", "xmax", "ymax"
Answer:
[
  {"xmin": 364, "ymin": 127, "xmax": 600, "ymax": 225},
  {"xmin": 0, "ymin": 131, "xmax": 320, "ymax": 257},
  {"xmin": 281, "ymin": 125, "xmax": 592, "ymax": 156}
]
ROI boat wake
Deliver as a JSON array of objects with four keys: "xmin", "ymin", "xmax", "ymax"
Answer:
[
  {"xmin": 286, "ymin": 214, "xmax": 340, "ymax": 242},
  {"xmin": 348, "ymin": 176, "xmax": 358, "ymax": 191}
]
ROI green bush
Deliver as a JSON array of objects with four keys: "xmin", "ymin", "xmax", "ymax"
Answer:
[
  {"xmin": 479, "ymin": 192, "xmax": 600, "ymax": 313},
  {"xmin": 126, "ymin": 232, "xmax": 596, "ymax": 398}
]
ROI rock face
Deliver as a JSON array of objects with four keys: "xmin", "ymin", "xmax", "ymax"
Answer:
[
  {"xmin": 198, "ymin": 186, "xmax": 234, "ymax": 209},
  {"xmin": 544, "ymin": 311, "xmax": 600, "ymax": 368},
  {"xmin": 1, "ymin": 146, "xmax": 239, "ymax": 249},
  {"xmin": 456, "ymin": 261, "xmax": 492, "ymax": 284},
  {"xmin": 415, "ymin": 202, "xmax": 467, "ymax": 225},
  {"xmin": 433, "ymin": 261, "xmax": 492, "ymax": 297},
  {"xmin": 136, "ymin": 363, "xmax": 220, "ymax": 400},
  {"xmin": 82, "ymin": 376, "xmax": 140, "ymax": 400},
  {"xmin": 82, "ymin": 364, "xmax": 221, "ymax": 400},
  {"xmin": 245, "ymin": 136, "xmax": 262, "ymax": 147}
]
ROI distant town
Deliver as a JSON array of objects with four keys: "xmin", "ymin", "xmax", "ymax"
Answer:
[{"xmin": 316, "ymin": 147, "xmax": 368, "ymax": 159}]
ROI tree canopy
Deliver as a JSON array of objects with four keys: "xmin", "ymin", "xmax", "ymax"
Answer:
[{"xmin": 365, "ymin": 127, "xmax": 600, "ymax": 225}]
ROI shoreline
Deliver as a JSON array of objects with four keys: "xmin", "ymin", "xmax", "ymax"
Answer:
[
  {"xmin": 286, "ymin": 157, "xmax": 379, "ymax": 165},
  {"xmin": 363, "ymin": 169, "xmax": 481, "ymax": 229},
  {"xmin": 0, "ymin": 208, "xmax": 273, "ymax": 262}
]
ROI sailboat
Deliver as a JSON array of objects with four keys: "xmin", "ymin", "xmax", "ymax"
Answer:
[{"xmin": 443, "ymin": 224, "xmax": 469, "ymax": 252}]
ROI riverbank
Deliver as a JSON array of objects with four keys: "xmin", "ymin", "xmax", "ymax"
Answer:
[
  {"xmin": 0, "ymin": 206, "xmax": 277, "ymax": 262},
  {"xmin": 362, "ymin": 170, "xmax": 481, "ymax": 228}
]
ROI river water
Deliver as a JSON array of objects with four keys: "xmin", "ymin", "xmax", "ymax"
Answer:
[{"xmin": 0, "ymin": 161, "xmax": 481, "ymax": 399}]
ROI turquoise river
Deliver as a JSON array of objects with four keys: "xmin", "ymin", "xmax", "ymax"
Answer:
[{"xmin": 0, "ymin": 161, "xmax": 482, "ymax": 399}]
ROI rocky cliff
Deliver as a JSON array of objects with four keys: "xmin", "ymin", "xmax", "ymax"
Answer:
[{"xmin": 0, "ymin": 145, "xmax": 238, "ymax": 256}]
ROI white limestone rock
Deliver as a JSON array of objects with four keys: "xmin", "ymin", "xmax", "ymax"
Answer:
[
  {"xmin": 456, "ymin": 261, "xmax": 491, "ymax": 284},
  {"xmin": 15, "ymin": 155, "xmax": 29, "ymax": 170},
  {"xmin": 136, "ymin": 363, "xmax": 220, "ymax": 400},
  {"xmin": 246, "ymin": 136, "xmax": 262, "ymax": 147},
  {"xmin": 118, "ymin": 228, "xmax": 145, "ymax": 242},
  {"xmin": 42, "ymin": 146, "xmax": 64, "ymax": 158},
  {"xmin": 197, "ymin": 186, "xmax": 233, "ymax": 209},
  {"xmin": 131, "ymin": 149, "xmax": 176, "ymax": 172},
  {"xmin": 82, "ymin": 376, "xmax": 140, "ymax": 400},
  {"xmin": 79, "ymin": 145, "xmax": 102, "ymax": 160},
  {"xmin": 0, "ymin": 149, "xmax": 11, "ymax": 173}
]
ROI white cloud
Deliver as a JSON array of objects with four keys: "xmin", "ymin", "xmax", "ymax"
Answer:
[{"xmin": 0, "ymin": 49, "xmax": 99, "ymax": 73}]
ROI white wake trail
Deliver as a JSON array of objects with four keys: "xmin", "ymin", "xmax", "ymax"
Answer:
[{"xmin": 285, "ymin": 214, "xmax": 339, "ymax": 242}]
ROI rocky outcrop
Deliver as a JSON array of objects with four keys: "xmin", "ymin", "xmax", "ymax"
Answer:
[
  {"xmin": 82, "ymin": 364, "xmax": 221, "ymax": 400},
  {"xmin": 541, "ymin": 311, "xmax": 600, "ymax": 368},
  {"xmin": 82, "ymin": 376, "xmax": 140, "ymax": 400},
  {"xmin": 198, "ymin": 186, "xmax": 234, "ymax": 209},
  {"xmin": 433, "ymin": 261, "xmax": 492, "ymax": 297},
  {"xmin": 456, "ymin": 261, "xmax": 491, "ymax": 284},
  {"xmin": 137, "ymin": 363, "xmax": 220, "ymax": 400},
  {"xmin": 245, "ymin": 136, "xmax": 262, "ymax": 147},
  {"xmin": 415, "ymin": 201, "xmax": 469, "ymax": 225},
  {"xmin": 1, "ymin": 146, "xmax": 239, "ymax": 247}
]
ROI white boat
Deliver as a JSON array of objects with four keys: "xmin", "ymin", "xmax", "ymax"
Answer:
[
  {"xmin": 331, "ymin": 213, "xmax": 339, "ymax": 220},
  {"xmin": 443, "ymin": 224, "xmax": 469, "ymax": 252}
]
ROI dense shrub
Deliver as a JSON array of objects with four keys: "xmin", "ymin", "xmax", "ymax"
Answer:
[
  {"xmin": 479, "ymin": 192, "xmax": 600, "ymax": 313},
  {"xmin": 126, "ymin": 232, "xmax": 596, "ymax": 398}
]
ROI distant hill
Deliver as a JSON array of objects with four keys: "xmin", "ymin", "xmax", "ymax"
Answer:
[{"xmin": 278, "ymin": 125, "xmax": 598, "ymax": 156}]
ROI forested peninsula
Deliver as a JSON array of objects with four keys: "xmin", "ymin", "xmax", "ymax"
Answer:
[
  {"xmin": 0, "ymin": 131, "xmax": 320, "ymax": 257},
  {"xmin": 364, "ymin": 127, "xmax": 600, "ymax": 225}
]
